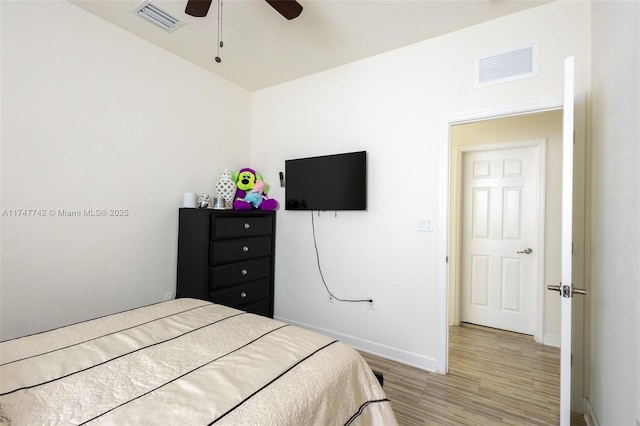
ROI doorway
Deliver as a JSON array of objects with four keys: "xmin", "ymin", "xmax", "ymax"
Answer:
[
  {"xmin": 439, "ymin": 96, "xmax": 587, "ymax": 419},
  {"xmin": 448, "ymin": 110, "xmax": 564, "ymax": 345}
]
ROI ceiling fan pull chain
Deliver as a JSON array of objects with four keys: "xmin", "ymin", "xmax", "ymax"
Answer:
[
  {"xmin": 215, "ymin": 0, "xmax": 223, "ymax": 63},
  {"xmin": 219, "ymin": 0, "xmax": 223, "ymax": 48}
]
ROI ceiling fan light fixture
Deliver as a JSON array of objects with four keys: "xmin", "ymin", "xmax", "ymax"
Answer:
[{"xmin": 134, "ymin": 1, "xmax": 185, "ymax": 33}]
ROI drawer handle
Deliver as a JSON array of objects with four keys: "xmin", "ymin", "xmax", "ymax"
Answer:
[
  {"xmin": 241, "ymin": 292, "xmax": 247, "ymax": 298},
  {"xmin": 241, "ymin": 269, "xmax": 248, "ymax": 276},
  {"xmin": 244, "ymin": 222, "xmax": 251, "ymax": 230},
  {"xmin": 242, "ymin": 245, "xmax": 249, "ymax": 252}
]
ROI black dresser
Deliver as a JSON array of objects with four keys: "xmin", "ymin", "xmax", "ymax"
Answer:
[{"xmin": 176, "ymin": 208, "xmax": 276, "ymax": 318}]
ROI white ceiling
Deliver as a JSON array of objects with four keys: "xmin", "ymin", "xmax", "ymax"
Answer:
[{"xmin": 70, "ymin": 0, "xmax": 551, "ymax": 91}]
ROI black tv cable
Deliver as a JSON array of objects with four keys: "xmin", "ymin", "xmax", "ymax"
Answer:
[{"xmin": 311, "ymin": 211, "xmax": 373, "ymax": 304}]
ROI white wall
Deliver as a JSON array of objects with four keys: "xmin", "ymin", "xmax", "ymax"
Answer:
[
  {"xmin": 253, "ymin": 1, "xmax": 591, "ymax": 370},
  {"xmin": 0, "ymin": 1, "xmax": 251, "ymax": 340},
  {"xmin": 589, "ymin": 1, "xmax": 640, "ymax": 424}
]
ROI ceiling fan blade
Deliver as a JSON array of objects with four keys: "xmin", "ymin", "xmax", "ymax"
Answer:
[
  {"xmin": 185, "ymin": 0, "xmax": 213, "ymax": 17},
  {"xmin": 265, "ymin": 0, "xmax": 303, "ymax": 20}
]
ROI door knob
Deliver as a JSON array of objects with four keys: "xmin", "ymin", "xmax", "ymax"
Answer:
[
  {"xmin": 517, "ymin": 248, "xmax": 533, "ymax": 254},
  {"xmin": 547, "ymin": 284, "xmax": 561, "ymax": 294},
  {"xmin": 547, "ymin": 283, "xmax": 587, "ymax": 297}
]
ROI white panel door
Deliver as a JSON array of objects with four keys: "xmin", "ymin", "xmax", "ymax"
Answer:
[
  {"xmin": 558, "ymin": 56, "xmax": 576, "ymax": 426},
  {"xmin": 545, "ymin": 57, "xmax": 582, "ymax": 424},
  {"xmin": 461, "ymin": 142, "xmax": 541, "ymax": 334}
]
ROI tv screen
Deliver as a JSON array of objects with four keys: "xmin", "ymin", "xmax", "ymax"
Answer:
[{"xmin": 285, "ymin": 151, "xmax": 367, "ymax": 211}]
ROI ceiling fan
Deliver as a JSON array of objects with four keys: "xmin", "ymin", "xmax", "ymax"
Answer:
[{"xmin": 185, "ymin": 0, "xmax": 303, "ymax": 20}]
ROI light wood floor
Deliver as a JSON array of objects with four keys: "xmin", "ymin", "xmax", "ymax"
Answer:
[{"xmin": 360, "ymin": 323, "xmax": 587, "ymax": 426}]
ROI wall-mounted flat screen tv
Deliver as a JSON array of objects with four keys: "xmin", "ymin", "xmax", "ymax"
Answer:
[{"xmin": 285, "ymin": 151, "xmax": 367, "ymax": 211}]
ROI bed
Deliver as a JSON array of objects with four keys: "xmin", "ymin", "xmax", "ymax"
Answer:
[{"xmin": 0, "ymin": 298, "xmax": 398, "ymax": 425}]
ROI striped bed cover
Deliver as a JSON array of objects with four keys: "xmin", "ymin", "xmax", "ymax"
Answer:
[{"xmin": 0, "ymin": 298, "xmax": 397, "ymax": 425}]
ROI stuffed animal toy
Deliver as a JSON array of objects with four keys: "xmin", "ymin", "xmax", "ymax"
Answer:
[
  {"xmin": 232, "ymin": 167, "xmax": 278, "ymax": 211},
  {"xmin": 243, "ymin": 181, "xmax": 266, "ymax": 208}
]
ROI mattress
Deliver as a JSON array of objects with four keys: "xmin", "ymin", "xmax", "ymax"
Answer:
[{"xmin": 0, "ymin": 298, "xmax": 398, "ymax": 425}]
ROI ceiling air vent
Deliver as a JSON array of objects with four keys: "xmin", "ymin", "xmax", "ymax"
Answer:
[
  {"xmin": 133, "ymin": 1, "xmax": 185, "ymax": 33},
  {"xmin": 476, "ymin": 44, "xmax": 538, "ymax": 87}
]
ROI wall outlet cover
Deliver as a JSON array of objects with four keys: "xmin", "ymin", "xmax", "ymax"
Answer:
[{"xmin": 418, "ymin": 217, "xmax": 434, "ymax": 232}]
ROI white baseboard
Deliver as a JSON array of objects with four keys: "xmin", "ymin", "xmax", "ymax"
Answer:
[
  {"xmin": 583, "ymin": 398, "xmax": 600, "ymax": 426},
  {"xmin": 543, "ymin": 333, "xmax": 561, "ymax": 347},
  {"xmin": 275, "ymin": 315, "xmax": 439, "ymax": 373}
]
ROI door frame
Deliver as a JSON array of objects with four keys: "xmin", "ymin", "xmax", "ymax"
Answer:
[
  {"xmin": 437, "ymin": 98, "xmax": 564, "ymax": 374},
  {"xmin": 452, "ymin": 138, "xmax": 546, "ymax": 337}
]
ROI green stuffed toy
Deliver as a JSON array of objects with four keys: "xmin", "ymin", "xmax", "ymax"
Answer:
[{"xmin": 232, "ymin": 167, "xmax": 278, "ymax": 211}]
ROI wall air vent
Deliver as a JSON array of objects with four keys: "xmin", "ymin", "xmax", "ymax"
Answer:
[
  {"xmin": 133, "ymin": 1, "xmax": 185, "ymax": 33},
  {"xmin": 475, "ymin": 44, "xmax": 538, "ymax": 87}
]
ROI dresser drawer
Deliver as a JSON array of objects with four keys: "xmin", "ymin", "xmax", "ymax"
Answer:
[
  {"xmin": 211, "ymin": 216, "xmax": 273, "ymax": 239},
  {"xmin": 210, "ymin": 236, "xmax": 272, "ymax": 266},
  {"xmin": 209, "ymin": 278, "xmax": 270, "ymax": 307},
  {"xmin": 209, "ymin": 257, "xmax": 271, "ymax": 288},
  {"xmin": 241, "ymin": 298, "xmax": 271, "ymax": 317}
]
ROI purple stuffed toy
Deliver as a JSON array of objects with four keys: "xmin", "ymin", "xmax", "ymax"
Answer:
[{"xmin": 232, "ymin": 168, "xmax": 278, "ymax": 211}]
